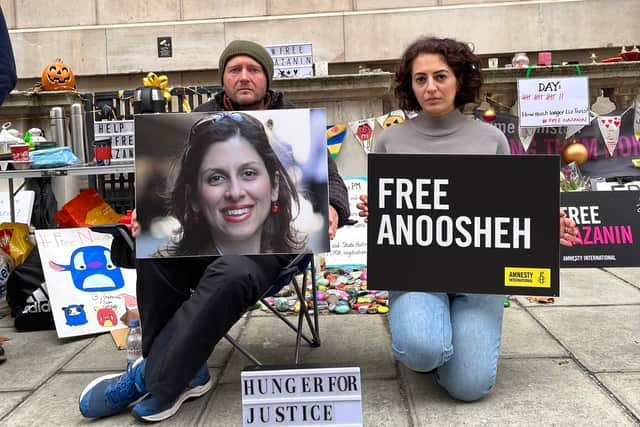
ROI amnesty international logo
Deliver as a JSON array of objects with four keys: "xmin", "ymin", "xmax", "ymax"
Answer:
[{"xmin": 504, "ymin": 267, "xmax": 551, "ymax": 288}]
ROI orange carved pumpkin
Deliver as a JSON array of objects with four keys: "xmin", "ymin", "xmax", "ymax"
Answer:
[{"xmin": 41, "ymin": 58, "xmax": 76, "ymax": 91}]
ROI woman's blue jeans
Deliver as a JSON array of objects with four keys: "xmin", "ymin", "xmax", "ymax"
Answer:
[{"xmin": 389, "ymin": 291, "xmax": 505, "ymax": 402}]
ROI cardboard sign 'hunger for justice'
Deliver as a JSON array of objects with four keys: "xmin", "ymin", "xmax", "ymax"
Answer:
[{"xmin": 367, "ymin": 153, "xmax": 560, "ymax": 296}]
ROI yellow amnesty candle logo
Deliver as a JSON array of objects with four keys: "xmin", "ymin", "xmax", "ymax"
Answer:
[{"xmin": 504, "ymin": 267, "xmax": 551, "ymax": 288}]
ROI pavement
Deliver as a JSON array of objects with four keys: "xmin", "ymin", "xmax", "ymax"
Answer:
[{"xmin": 0, "ymin": 267, "xmax": 639, "ymax": 426}]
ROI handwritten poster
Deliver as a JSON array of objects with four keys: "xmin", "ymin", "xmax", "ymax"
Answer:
[
  {"xmin": 0, "ymin": 191, "xmax": 35, "ymax": 224},
  {"xmin": 518, "ymin": 77, "xmax": 590, "ymax": 127},
  {"xmin": 326, "ymin": 177, "xmax": 367, "ymax": 268},
  {"xmin": 34, "ymin": 228, "xmax": 137, "ymax": 338}
]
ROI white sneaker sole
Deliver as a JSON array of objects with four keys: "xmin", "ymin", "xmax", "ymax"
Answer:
[{"xmin": 133, "ymin": 375, "xmax": 213, "ymax": 423}]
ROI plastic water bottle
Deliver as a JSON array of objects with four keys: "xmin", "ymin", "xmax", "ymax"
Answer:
[{"xmin": 126, "ymin": 319, "xmax": 142, "ymax": 366}]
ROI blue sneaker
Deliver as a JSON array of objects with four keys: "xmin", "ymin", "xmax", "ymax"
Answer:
[
  {"xmin": 131, "ymin": 364, "xmax": 212, "ymax": 422},
  {"xmin": 79, "ymin": 357, "xmax": 147, "ymax": 418}
]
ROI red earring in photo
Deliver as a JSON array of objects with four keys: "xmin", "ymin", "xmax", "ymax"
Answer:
[
  {"xmin": 193, "ymin": 211, "xmax": 200, "ymax": 224},
  {"xmin": 271, "ymin": 202, "xmax": 279, "ymax": 214}
]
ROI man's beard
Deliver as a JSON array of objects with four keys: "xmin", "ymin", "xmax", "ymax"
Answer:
[{"xmin": 225, "ymin": 90, "xmax": 270, "ymax": 111}]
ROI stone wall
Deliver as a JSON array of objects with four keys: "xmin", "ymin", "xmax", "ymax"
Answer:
[
  {"xmin": 267, "ymin": 62, "xmax": 640, "ymax": 176},
  {"xmin": 4, "ymin": 0, "xmax": 638, "ymax": 80}
]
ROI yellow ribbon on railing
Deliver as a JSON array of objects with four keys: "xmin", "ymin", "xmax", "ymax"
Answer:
[
  {"xmin": 182, "ymin": 96, "xmax": 191, "ymax": 113},
  {"xmin": 142, "ymin": 72, "xmax": 172, "ymax": 102}
]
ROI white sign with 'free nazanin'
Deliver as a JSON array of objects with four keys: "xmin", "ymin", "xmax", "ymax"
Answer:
[
  {"xmin": 266, "ymin": 43, "xmax": 314, "ymax": 79},
  {"xmin": 241, "ymin": 365, "xmax": 362, "ymax": 426}
]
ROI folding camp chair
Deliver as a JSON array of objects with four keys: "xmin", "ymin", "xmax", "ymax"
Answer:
[
  {"xmin": 223, "ymin": 253, "xmax": 321, "ymax": 365},
  {"xmin": 94, "ymin": 225, "xmax": 321, "ymax": 366}
]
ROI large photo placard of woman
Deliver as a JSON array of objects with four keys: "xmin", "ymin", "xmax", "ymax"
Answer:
[{"xmin": 134, "ymin": 108, "xmax": 330, "ymax": 257}]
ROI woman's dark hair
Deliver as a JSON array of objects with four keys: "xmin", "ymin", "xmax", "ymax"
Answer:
[
  {"xmin": 394, "ymin": 37, "xmax": 482, "ymax": 112},
  {"xmin": 169, "ymin": 112, "xmax": 304, "ymax": 254}
]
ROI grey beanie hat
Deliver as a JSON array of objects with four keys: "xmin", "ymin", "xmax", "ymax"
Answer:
[{"xmin": 219, "ymin": 40, "xmax": 274, "ymax": 89}]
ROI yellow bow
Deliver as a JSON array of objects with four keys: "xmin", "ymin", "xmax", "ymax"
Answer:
[{"xmin": 142, "ymin": 72, "xmax": 172, "ymax": 102}]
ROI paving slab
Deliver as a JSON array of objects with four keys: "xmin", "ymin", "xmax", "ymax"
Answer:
[
  {"xmin": 219, "ymin": 315, "xmax": 395, "ymax": 383},
  {"xmin": 0, "ymin": 331, "xmax": 90, "ymax": 391},
  {"xmin": 0, "ymin": 297, "xmax": 12, "ymax": 329},
  {"xmin": 197, "ymin": 382, "xmax": 242, "ymax": 426},
  {"xmin": 210, "ymin": 317, "xmax": 247, "ymax": 368},
  {"xmin": 516, "ymin": 268, "xmax": 640, "ymax": 306},
  {"xmin": 0, "ymin": 391, "xmax": 28, "ymax": 419},
  {"xmin": 604, "ymin": 267, "xmax": 640, "ymax": 289},
  {"xmin": 62, "ymin": 317, "xmax": 246, "ymax": 372},
  {"xmin": 400, "ymin": 358, "xmax": 636, "ymax": 426},
  {"xmin": 527, "ymin": 305, "xmax": 640, "ymax": 372},
  {"xmin": 597, "ymin": 373, "xmax": 640, "ymax": 420},
  {"xmin": 0, "ymin": 316, "xmax": 11, "ymax": 329},
  {"xmin": 63, "ymin": 333, "xmax": 125, "ymax": 372},
  {"xmin": 500, "ymin": 305, "xmax": 567, "ymax": 358},
  {"xmin": 2, "ymin": 370, "xmax": 219, "ymax": 426},
  {"xmin": 241, "ymin": 310, "xmax": 329, "ymax": 344},
  {"xmin": 360, "ymin": 379, "xmax": 411, "ymax": 427},
  {"xmin": 201, "ymin": 378, "xmax": 411, "ymax": 427}
]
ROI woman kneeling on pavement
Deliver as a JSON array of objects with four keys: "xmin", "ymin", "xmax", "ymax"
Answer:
[{"xmin": 356, "ymin": 36, "xmax": 581, "ymax": 402}]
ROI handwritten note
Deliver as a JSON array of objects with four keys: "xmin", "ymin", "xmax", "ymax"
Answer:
[
  {"xmin": 517, "ymin": 77, "xmax": 590, "ymax": 127},
  {"xmin": 326, "ymin": 177, "xmax": 367, "ymax": 268}
]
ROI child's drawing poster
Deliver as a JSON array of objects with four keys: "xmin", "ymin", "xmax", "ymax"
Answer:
[{"xmin": 34, "ymin": 228, "xmax": 137, "ymax": 338}]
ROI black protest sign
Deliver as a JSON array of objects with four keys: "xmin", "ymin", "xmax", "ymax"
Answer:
[
  {"xmin": 560, "ymin": 191, "xmax": 640, "ymax": 267},
  {"xmin": 367, "ymin": 154, "xmax": 560, "ymax": 296}
]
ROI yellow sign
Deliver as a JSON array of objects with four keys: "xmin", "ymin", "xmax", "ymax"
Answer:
[{"xmin": 504, "ymin": 267, "xmax": 551, "ymax": 288}]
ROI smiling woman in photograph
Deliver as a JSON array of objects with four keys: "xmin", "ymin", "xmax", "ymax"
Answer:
[{"xmin": 160, "ymin": 111, "xmax": 305, "ymax": 256}]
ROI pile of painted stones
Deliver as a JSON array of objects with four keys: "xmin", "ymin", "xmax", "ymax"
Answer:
[{"xmin": 261, "ymin": 268, "xmax": 389, "ymax": 315}]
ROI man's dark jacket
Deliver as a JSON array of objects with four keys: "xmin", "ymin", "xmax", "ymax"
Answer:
[{"xmin": 195, "ymin": 89, "xmax": 353, "ymax": 228}]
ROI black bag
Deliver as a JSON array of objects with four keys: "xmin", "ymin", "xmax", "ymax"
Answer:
[
  {"xmin": 6, "ymin": 246, "xmax": 55, "ymax": 331},
  {"xmin": 24, "ymin": 178, "xmax": 57, "ymax": 229}
]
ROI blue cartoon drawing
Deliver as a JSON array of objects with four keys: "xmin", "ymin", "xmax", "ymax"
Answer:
[
  {"xmin": 62, "ymin": 304, "xmax": 88, "ymax": 326},
  {"xmin": 49, "ymin": 245, "xmax": 125, "ymax": 292}
]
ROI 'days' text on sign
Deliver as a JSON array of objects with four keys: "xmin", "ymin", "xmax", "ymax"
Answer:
[
  {"xmin": 517, "ymin": 77, "xmax": 590, "ymax": 127},
  {"xmin": 560, "ymin": 190, "xmax": 640, "ymax": 268},
  {"xmin": 94, "ymin": 119, "xmax": 135, "ymax": 162},
  {"xmin": 367, "ymin": 154, "xmax": 560, "ymax": 296},
  {"xmin": 241, "ymin": 365, "xmax": 362, "ymax": 426}
]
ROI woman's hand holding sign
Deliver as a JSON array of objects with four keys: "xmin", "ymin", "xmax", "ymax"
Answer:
[{"xmin": 560, "ymin": 210, "xmax": 581, "ymax": 247}]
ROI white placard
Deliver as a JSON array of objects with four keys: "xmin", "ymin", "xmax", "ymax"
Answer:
[
  {"xmin": 34, "ymin": 228, "xmax": 137, "ymax": 338},
  {"xmin": 94, "ymin": 119, "xmax": 135, "ymax": 163},
  {"xmin": 593, "ymin": 181, "xmax": 640, "ymax": 191},
  {"xmin": 0, "ymin": 191, "xmax": 35, "ymax": 224},
  {"xmin": 326, "ymin": 177, "xmax": 367, "ymax": 268},
  {"xmin": 242, "ymin": 365, "xmax": 362, "ymax": 426},
  {"xmin": 517, "ymin": 77, "xmax": 590, "ymax": 127},
  {"xmin": 266, "ymin": 43, "xmax": 314, "ymax": 79}
]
